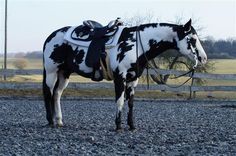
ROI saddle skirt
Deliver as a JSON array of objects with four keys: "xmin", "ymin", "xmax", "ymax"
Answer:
[{"xmin": 64, "ymin": 25, "xmax": 125, "ymax": 49}]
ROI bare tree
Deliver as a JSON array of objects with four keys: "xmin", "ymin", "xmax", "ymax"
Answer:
[
  {"xmin": 13, "ymin": 59, "xmax": 28, "ymax": 70},
  {"xmin": 124, "ymin": 11, "xmax": 156, "ymax": 26}
]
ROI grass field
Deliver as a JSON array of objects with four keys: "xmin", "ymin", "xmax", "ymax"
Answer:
[
  {"xmin": 0, "ymin": 58, "xmax": 42, "ymax": 69},
  {"xmin": 210, "ymin": 59, "xmax": 236, "ymax": 74},
  {"xmin": 1, "ymin": 58, "xmax": 235, "ymax": 81},
  {"xmin": 0, "ymin": 58, "xmax": 235, "ymax": 99}
]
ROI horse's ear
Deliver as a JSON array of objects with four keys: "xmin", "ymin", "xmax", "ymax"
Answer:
[{"xmin": 183, "ymin": 19, "xmax": 192, "ymax": 32}]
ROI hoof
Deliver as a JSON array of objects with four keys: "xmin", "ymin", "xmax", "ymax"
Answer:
[
  {"xmin": 43, "ymin": 123, "xmax": 54, "ymax": 128},
  {"xmin": 116, "ymin": 128, "xmax": 124, "ymax": 133},
  {"xmin": 129, "ymin": 127, "xmax": 136, "ymax": 132},
  {"xmin": 55, "ymin": 123, "xmax": 63, "ymax": 128}
]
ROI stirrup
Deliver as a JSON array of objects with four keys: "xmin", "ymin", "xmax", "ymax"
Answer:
[{"xmin": 91, "ymin": 70, "xmax": 103, "ymax": 81}]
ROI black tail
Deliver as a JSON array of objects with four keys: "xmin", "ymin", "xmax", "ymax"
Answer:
[{"xmin": 43, "ymin": 68, "xmax": 54, "ymax": 125}]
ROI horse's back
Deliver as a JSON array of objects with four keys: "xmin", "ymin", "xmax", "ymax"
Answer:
[{"xmin": 43, "ymin": 26, "xmax": 71, "ymax": 52}]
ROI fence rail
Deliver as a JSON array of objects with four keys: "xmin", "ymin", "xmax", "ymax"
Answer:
[
  {"xmin": 0, "ymin": 69, "xmax": 235, "ymax": 97},
  {"xmin": 1, "ymin": 69, "xmax": 236, "ymax": 79},
  {"xmin": 149, "ymin": 69, "xmax": 236, "ymax": 80}
]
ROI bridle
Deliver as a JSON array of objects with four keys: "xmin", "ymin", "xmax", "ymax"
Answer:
[
  {"xmin": 186, "ymin": 36, "xmax": 199, "ymax": 69},
  {"xmin": 135, "ymin": 26, "xmax": 199, "ymax": 88}
]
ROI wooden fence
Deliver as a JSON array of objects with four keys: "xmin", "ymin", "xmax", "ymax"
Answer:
[{"xmin": 0, "ymin": 69, "xmax": 236, "ymax": 98}]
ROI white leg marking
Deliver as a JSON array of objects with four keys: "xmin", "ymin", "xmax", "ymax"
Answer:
[
  {"xmin": 46, "ymin": 72, "xmax": 58, "ymax": 95},
  {"xmin": 117, "ymin": 91, "xmax": 125, "ymax": 111},
  {"xmin": 127, "ymin": 78, "xmax": 139, "ymax": 96},
  {"xmin": 54, "ymin": 71, "xmax": 69, "ymax": 126}
]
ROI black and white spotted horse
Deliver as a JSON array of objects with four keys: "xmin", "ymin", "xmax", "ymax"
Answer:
[{"xmin": 43, "ymin": 19, "xmax": 207, "ymax": 130}]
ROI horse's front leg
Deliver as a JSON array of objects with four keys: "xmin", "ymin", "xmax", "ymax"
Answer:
[
  {"xmin": 126, "ymin": 79, "xmax": 138, "ymax": 130},
  {"xmin": 127, "ymin": 95, "xmax": 135, "ymax": 130},
  {"xmin": 114, "ymin": 78, "xmax": 125, "ymax": 131}
]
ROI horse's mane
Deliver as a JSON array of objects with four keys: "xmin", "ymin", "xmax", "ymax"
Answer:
[{"xmin": 125, "ymin": 22, "xmax": 198, "ymax": 35}]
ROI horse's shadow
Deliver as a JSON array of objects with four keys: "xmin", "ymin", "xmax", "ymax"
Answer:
[{"xmin": 220, "ymin": 105, "xmax": 236, "ymax": 109}]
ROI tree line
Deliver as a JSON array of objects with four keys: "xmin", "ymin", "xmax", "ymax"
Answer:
[{"xmin": 202, "ymin": 38, "xmax": 236, "ymax": 59}]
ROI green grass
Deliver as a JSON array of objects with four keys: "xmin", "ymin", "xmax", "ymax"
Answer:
[
  {"xmin": 0, "ymin": 58, "xmax": 42, "ymax": 69},
  {"xmin": 209, "ymin": 59, "xmax": 236, "ymax": 74}
]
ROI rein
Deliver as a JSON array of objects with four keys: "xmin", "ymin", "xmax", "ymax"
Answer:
[{"xmin": 135, "ymin": 26, "xmax": 196, "ymax": 89}]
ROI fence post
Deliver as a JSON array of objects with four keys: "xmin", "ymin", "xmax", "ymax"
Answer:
[
  {"xmin": 4, "ymin": 0, "xmax": 8, "ymax": 81},
  {"xmin": 1, "ymin": 65, "xmax": 3, "ymax": 80},
  {"xmin": 189, "ymin": 78, "xmax": 195, "ymax": 99},
  {"xmin": 193, "ymin": 91, "xmax": 196, "ymax": 98}
]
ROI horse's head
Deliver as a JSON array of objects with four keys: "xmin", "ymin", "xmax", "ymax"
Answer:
[{"xmin": 175, "ymin": 19, "xmax": 207, "ymax": 67}]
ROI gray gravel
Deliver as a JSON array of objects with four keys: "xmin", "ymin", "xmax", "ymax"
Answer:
[{"xmin": 0, "ymin": 98, "xmax": 236, "ymax": 155}]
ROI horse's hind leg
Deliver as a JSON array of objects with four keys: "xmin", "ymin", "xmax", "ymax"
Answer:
[
  {"xmin": 114, "ymin": 77, "xmax": 126, "ymax": 131},
  {"xmin": 53, "ymin": 70, "xmax": 70, "ymax": 127},
  {"xmin": 43, "ymin": 69, "xmax": 58, "ymax": 126}
]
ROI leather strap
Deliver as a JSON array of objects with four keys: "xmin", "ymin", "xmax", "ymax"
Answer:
[{"xmin": 100, "ymin": 50, "xmax": 114, "ymax": 81}]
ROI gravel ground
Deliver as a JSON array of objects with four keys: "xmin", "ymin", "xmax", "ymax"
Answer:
[{"xmin": 0, "ymin": 98, "xmax": 236, "ymax": 155}]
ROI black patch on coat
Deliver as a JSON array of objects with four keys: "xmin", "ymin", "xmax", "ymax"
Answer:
[
  {"xmin": 43, "ymin": 26, "xmax": 70, "ymax": 51},
  {"xmin": 149, "ymin": 39, "xmax": 158, "ymax": 46},
  {"xmin": 58, "ymin": 48, "xmax": 85, "ymax": 79},
  {"xmin": 42, "ymin": 68, "xmax": 54, "ymax": 125},
  {"xmin": 159, "ymin": 23, "xmax": 178, "ymax": 27},
  {"xmin": 173, "ymin": 25, "xmax": 198, "ymax": 41},
  {"xmin": 49, "ymin": 43, "xmax": 91, "ymax": 78},
  {"xmin": 137, "ymin": 23, "xmax": 158, "ymax": 31},
  {"xmin": 145, "ymin": 39, "xmax": 179, "ymax": 59},
  {"xmin": 125, "ymin": 86, "xmax": 132, "ymax": 100},
  {"xmin": 126, "ymin": 63, "xmax": 140, "ymax": 82},
  {"xmin": 75, "ymin": 49, "xmax": 85, "ymax": 64},
  {"xmin": 50, "ymin": 44, "xmax": 85, "ymax": 66},
  {"xmin": 133, "ymin": 39, "xmax": 179, "ymax": 78},
  {"xmin": 50, "ymin": 43, "xmax": 73, "ymax": 64},
  {"xmin": 118, "ymin": 28, "xmax": 135, "ymax": 42},
  {"xmin": 159, "ymin": 23, "xmax": 198, "ymax": 41},
  {"xmin": 187, "ymin": 37, "xmax": 201, "ymax": 61},
  {"xmin": 113, "ymin": 68, "xmax": 125, "ymax": 101},
  {"xmin": 113, "ymin": 68, "xmax": 124, "ymax": 129},
  {"xmin": 187, "ymin": 38, "xmax": 197, "ymax": 50},
  {"xmin": 173, "ymin": 26, "xmax": 187, "ymax": 40},
  {"xmin": 117, "ymin": 23, "xmax": 158, "ymax": 47},
  {"xmin": 117, "ymin": 28, "xmax": 136, "ymax": 62},
  {"xmin": 126, "ymin": 73, "xmax": 135, "ymax": 82},
  {"xmin": 190, "ymin": 27, "xmax": 197, "ymax": 35},
  {"xmin": 117, "ymin": 42, "xmax": 134, "ymax": 62}
]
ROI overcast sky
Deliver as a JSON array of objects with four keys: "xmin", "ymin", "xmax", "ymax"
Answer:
[{"xmin": 0, "ymin": 0, "xmax": 235, "ymax": 53}]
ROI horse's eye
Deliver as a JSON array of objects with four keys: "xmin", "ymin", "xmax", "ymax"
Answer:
[{"xmin": 190, "ymin": 38, "xmax": 196, "ymax": 46}]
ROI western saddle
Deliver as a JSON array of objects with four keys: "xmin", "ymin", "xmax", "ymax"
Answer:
[
  {"xmin": 71, "ymin": 18, "xmax": 123, "ymax": 81},
  {"xmin": 71, "ymin": 17, "xmax": 123, "ymax": 41}
]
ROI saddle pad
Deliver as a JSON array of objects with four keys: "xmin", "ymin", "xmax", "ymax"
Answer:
[{"xmin": 64, "ymin": 26, "xmax": 125, "ymax": 48}]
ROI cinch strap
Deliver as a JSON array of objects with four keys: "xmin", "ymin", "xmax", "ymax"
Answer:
[{"xmin": 100, "ymin": 50, "xmax": 114, "ymax": 81}]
